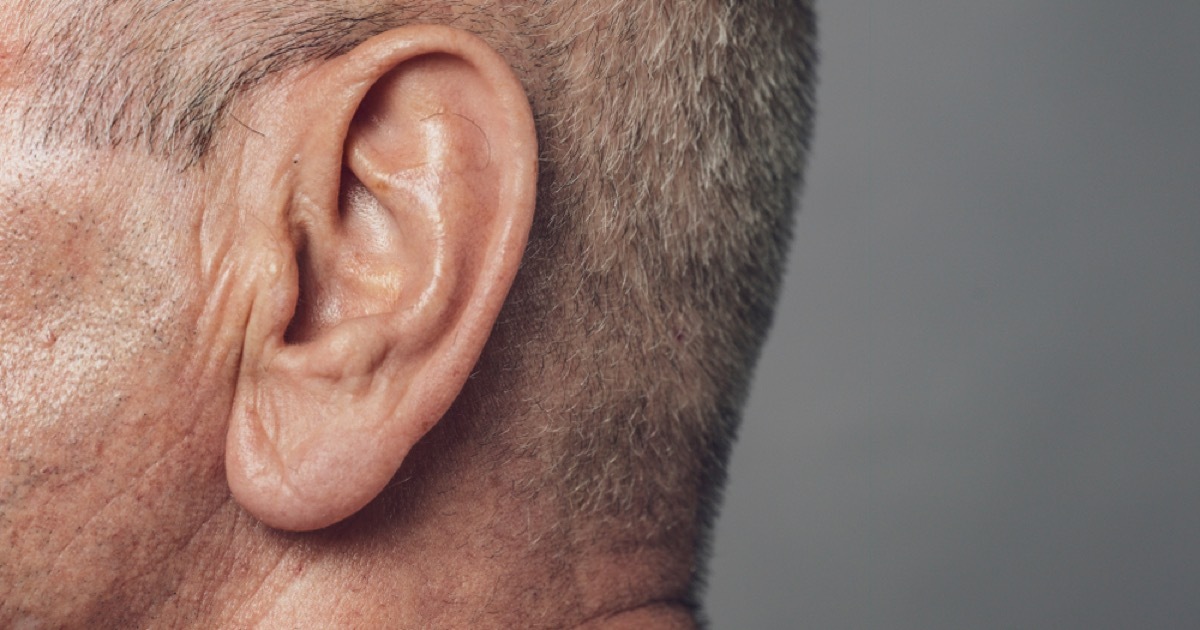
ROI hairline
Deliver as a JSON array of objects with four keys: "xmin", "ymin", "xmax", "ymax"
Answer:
[{"xmin": 15, "ymin": 0, "xmax": 819, "ymax": 603}]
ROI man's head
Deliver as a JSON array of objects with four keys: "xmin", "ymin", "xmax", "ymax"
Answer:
[{"xmin": 1, "ymin": 1, "xmax": 815, "ymax": 626}]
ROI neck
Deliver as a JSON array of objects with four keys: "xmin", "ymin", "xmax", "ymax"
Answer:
[
  {"xmin": 204, "ymin": 532, "xmax": 695, "ymax": 628},
  {"xmin": 7, "ymin": 407, "xmax": 702, "ymax": 628},
  {"xmin": 150, "ymin": 468, "xmax": 698, "ymax": 629}
]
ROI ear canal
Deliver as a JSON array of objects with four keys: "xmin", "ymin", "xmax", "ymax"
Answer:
[
  {"xmin": 287, "ymin": 55, "xmax": 501, "ymax": 348},
  {"xmin": 285, "ymin": 164, "xmax": 434, "ymax": 346},
  {"xmin": 225, "ymin": 26, "xmax": 537, "ymax": 531}
]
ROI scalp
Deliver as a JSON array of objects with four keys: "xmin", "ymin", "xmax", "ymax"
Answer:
[{"xmin": 8, "ymin": 0, "xmax": 817, "ymax": 581}]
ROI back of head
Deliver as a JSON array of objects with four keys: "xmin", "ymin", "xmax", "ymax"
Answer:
[{"xmin": 0, "ymin": 0, "xmax": 816, "ymax": 626}]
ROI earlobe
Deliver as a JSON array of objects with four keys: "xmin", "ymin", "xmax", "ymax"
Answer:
[{"xmin": 225, "ymin": 26, "xmax": 536, "ymax": 531}]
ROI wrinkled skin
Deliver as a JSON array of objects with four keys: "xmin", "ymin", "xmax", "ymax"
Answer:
[
  {"xmin": 0, "ymin": 136, "xmax": 241, "ymax": 623},
  {"xmin": 0, "ymin": 32, "xmax": 694, "ymax": 629}
]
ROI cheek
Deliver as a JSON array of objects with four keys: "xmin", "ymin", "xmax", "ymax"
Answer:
[
  {"xmin": 0, "ymin": 173, "xmax": 232, "ymax": 617},
  {"xmin": 0, "ymin": 197, "xmax": 183, "ymax": 436},
  {"xmin": 0, "ymin": 185, "xmax": 198, "ymax": 484}
]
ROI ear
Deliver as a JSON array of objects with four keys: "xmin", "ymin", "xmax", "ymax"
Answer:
[{"xmin": 225, "ymin": 26, "xmax": 536, "ymax": 531}]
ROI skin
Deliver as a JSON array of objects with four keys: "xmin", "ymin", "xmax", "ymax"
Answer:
[{"xmin": 0, "ymin": 26, "xmax": 694, "ymax": 628}]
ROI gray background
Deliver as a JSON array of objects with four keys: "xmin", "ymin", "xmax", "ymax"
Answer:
[{"xmin": 707, "ymin": 2, "xmax": 1200, "ymax": 628}]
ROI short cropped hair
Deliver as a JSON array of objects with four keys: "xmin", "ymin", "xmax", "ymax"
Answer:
[{"xmin": 14, "ymin": 0, "xmax": 816, "ymax": 569}]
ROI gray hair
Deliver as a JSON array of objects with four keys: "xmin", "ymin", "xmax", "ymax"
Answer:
[{"xmin": 15, "ymin": 0, "xmax": 817, "ymax": 594}]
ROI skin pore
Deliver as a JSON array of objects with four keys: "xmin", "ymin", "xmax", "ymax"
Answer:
[
  {"xmin": 0, "ymin": 26, "xmax": 693, "ymax": 629},
  {"xmin": 1, "ymin": 1, "xmax": 816, "ymax": 626}
]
